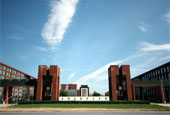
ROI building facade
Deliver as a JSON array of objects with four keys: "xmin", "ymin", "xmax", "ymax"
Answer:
[
  {"xmin": 36, "ymin": 65, "xmax": 60, "ymax": 101},
  {"xmin": 108, "ymin": 65, "xmax": 132, "ymax": 101},
  {"xmin": 79, "ymin": 85, "xmax": 89, "ymax": 97},
  {"xmin": 0, "ymin": 62, "xmax": 36, "ymax": 104},
  {"xmin": 61, "ymin": 84, "xmax": 78, "ymax": 96},
  {"xmin": 131, "ymin": 62, "xmax": 170, "ymax": 103}
]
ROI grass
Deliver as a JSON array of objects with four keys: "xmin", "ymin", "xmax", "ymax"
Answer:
[{"xmin": 10, "ymin": 104, "xmax": 170, "ymax": 110}]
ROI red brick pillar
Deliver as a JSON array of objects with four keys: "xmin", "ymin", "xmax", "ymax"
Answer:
[
  {"xmin": 108, "ymin": 65, "xmax": 119, "ymax": 101},
  {"xmin": 5, "ymin": 86, "xmax": 9, "ymax": 104},
  {"xmin": 121, "ymin": 65, "xmax": 133, "ymax": 101},
  {"xmin": 132, "ymin": 85, "xmax": 136, "ymax": 100},
  {"xmin": 50, "ymin": 65, "xmax": 60, "ymax": 100},
  {"xmin": 36, "ymin": 65, "xmax": 48, "ymax": 101},
  {"xmin": 160, "ymin": 85, "xmax": 165, "ymax": 103}
]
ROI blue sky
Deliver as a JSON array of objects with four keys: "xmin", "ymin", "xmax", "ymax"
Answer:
[{"xmin": 1, "ymin": 0, "xmax": 170, "ymax": 94}]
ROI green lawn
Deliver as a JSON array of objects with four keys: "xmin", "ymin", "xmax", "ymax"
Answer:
[{"xmin": 10, "ymin": 104, "xmax": 170, "ymax": 110}]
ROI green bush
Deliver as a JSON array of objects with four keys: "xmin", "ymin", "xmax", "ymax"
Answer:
[{"xmin": 18, "ymin": 100, "xmax": 150, "ymax": 104}]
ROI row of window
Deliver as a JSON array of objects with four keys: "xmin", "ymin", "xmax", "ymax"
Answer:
[
  {"xmin": 140, "ymin": 66, "xmax": 170, "ymax": 80},
  {"xmin": 0, "ymin": 75, "xmax": 26, "ymax": 80},
  {"xmin": 0, "ymin": 64, "xmax": 25, "ymax": 77}
]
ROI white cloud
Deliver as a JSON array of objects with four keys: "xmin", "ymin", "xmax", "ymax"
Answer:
[
  {"xmin": 34, "ymin": 46, "xmax": 48, "ymax": 51},
  {"xmin": 74, "ymin": 41, "xmax": 170, "ymax": 94},
  {"xmin": 41, "ymin": 0, "xmax": 79, "ymax": 47},
  {"xmin": 160, "ymin": 56, "xmax": 170, "ymax": 61},
  {"xmin": 139, "ymin": 25, "xmax": 146, "ymax": 32},
  {"xmin": 139, "ymin": 42, "xmax": 170, "ymax": 51},
  {"xmin": 74, "ymin": 54, "xmax": 142, "ymax": 89},
  {"xmin": 162, "ymin": 12, "xmax": 170, "ymax": 24},
  {"xmin": 68, "ymin": 72, "xmax": 75, "ymax": 82}
]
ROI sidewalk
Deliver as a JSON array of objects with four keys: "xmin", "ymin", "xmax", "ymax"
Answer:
[
  {"xmin": 0, "ymin": 108, "xmax": 169, "ymax": 112},
  {"xmin": 151, "ymin": 103, "xmax": 170, "ymax": 107},
  {"xmin": 0, "ymin": 104, "xmax": 17, "ymax": 108}
]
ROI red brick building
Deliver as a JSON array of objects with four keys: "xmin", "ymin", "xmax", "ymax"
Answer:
[
  {"xmin": 36, "ymin": 65, "xmax": 60, "ymax": 101},
  {"xmin": 0, "ymin": 62, "xmax": 36, "ymax": 104},
  {"xmin": 108, "ymin": 65, "xmax": 132, "ymax": 101}
]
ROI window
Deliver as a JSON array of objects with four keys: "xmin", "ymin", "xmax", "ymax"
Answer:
[
  {"xmin": 6, "ymin": 72, "xmax": 11, "ymax": 77},
  {"xmin": 2, "ymin": 71, "xmax": 5, "ymax": 75},
  {"xmin": 17, "ymin": 76, "xmax": 20, "ymax": 80},
  {"xmin": 0, "ymin": 65, "xmax": 6, "ymax": 70},
  {"xmin": 12, "ymin": 70, "xmax": 16, "ymax": 74},
  {"xmin": 167, "ymin": 66, "xmax": 169, "ymax": 72},
  {"xmin": 21, "ymin": 73, "xmax": 25, "ymax": 77},
  {"xmin": 161, "ymin": 68, "xmax": 163, "ymax": 74},
  {"xmin": 12, "ymin": 74, "xmax": 16, "ymax": 79},
  {"xmin": 0, "ymin": 76, "xmax": 4, "ymax": 79},
  {"xmin": 6, "ymin": 68, "xmax": 11, "ymax": 72},
  {"xmin": 164, "ymin": 67, "xmax": 166, "ymax": 73},
  {"xmin": 15, "ymin": 89, "xmax": 18, "ymax": 91},
  {"xmin": 0, "ymin": 91, "xmax": 2, "ymax": 96},
  {"xmin": 19, "ymin": 89, "xmax": 22, "ymax": 92},
  {"xmin": 17, "ymin": 72, "xmax": 20, "ymax": 76},
  {"xmin": 0, "ymin": 70, "xmax": 2, "ymax": 74}
]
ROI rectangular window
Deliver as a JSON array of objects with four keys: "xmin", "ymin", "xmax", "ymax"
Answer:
[
  {"xmin": 0, "ymin": 65, "xmax": 6, "ymax": 70},
  {"xmin": 167, "ymin": 66, "xmax": 169, "ymax": 72},
  {"xmin": 17, "ymin": 72, "xmax": 20, "ymax": 76},
  {"xmin": 12, "ymin": 74, "xmax": 16, "ymax": 79},
  {"xmin": 0, "ymin": 76, "xmax": 4, "ymax": 79},
  {"xmin": 6, "ymin": 72, "xmax": 11, "ymax": 77},
  {"xmin": 12, "ymin": 70, "xmax": 16, "ymax": 74},
  {"xmin": 7, "ymin": 68, "xmax": 11, "ymax": 72},
  {"xmin": 0, "ymin": 70, "xmax": 2, "ymax": 74},
  {"xmin": 15, "ymin": 88, "xmax": 18, "ymax": 91},
  {"xmin": 17, "ymin": 76, "xmax": 20, "ymax": 80},
  {"xmin": 2, "ymin": 71, "xmax": 5, "ymax": 75}
]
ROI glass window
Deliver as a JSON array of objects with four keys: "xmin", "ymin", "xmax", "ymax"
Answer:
[
  {"xmin": 12, "ymin": 70, "xmax": 16, "ymax": 74},
  {"xmin": 6, "ymin": 72, "xmax": 11, "ymax": 77},
  {"xmin": 19, "ymin": 89, "xmax": 22, "ymax": 92},
  {"xmin": 6, "ymin": 68, "xmax": 11, "ymax": 72},
  {"xmin": 12, "ymin": 74, "xmax": 16, "ymax": 79},
  {"xmin": 15, "ymin": 88, "xmax": 18, "ymax": 91},
  {"xmin": 167, "ymin": 66, "xmax": 169, "ymax": 72},
  {"xmin": 0, "ymin": 76, "xmax": 4, "ymax": 79},
  {"xmin": 161, "ymin": 68, "xmax": 163, "ymax": 74},
  {"xmin": 21, "ymin": 73, "xmax": 25, "ymax": 77},
  {"xmin": 0, "ymin": 65, "xmax": 6, "ymax": 70},
  {"xmin": 164, "ymin": 67, "xmax": 166, "ymax": 73},
  {"xmin": 0, "ymin": 70, "xmax": 2, "ymax": 74},
  {"xmin": 2, "ymin": 71, "xmax": 5, "ymax": 75},
  {"xmin": 17, "ymin": 76, "xmax": 20, "ymax": 80},
  {"xmin": 17, "ymin": 72, "xmax": 20, "ymax": 76},
  {"xmin": 0, "ymin": 91, "xmax": 2, "ymax": 96}
]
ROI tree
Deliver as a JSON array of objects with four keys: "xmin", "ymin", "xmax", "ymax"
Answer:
[
  {"xmin": 92, "ymin": 91, "xmax": 101, "ymax": 96},
  {"xmin": 60, "ymin": 90, "xmax": 69, "ymax": 96}
]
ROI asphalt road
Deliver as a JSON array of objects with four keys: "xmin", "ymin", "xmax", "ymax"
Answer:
[{"xmin": 0, "ymin": 112, "xmax": 170, "ymax": 115}]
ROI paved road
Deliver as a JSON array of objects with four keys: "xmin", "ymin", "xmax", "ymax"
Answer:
[{"xmin": 0, "ymin": 112, "xmax": 170, "ymax": 115}]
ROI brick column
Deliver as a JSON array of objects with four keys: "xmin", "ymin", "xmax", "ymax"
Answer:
[
  {"xmin": 36, "ymin": 65, "xmax": 48, "ymax": 101},
  {"xmin": 5, "ymin": 86, "xmax": 9, "ymax": 104},
  {"xmin": 50, "ymin": 65, "xmax": 60, "ymax": 100},
  {"xmin": 132, "ymin": 85, "xmax": 136, "ymax": 100},
  {"xmin": 108, "ymin": 65, "xmax": 119, "ymax": 101},
  {"xmin": 121, "ymin": 65, "xmax": 133, "ymax": 101}
]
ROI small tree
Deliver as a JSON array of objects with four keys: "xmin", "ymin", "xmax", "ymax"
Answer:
[
  {"xmin": 93, "ymin": 91, "xmax": 101, "ymax": 96},
  {"xmin": 60, "ymin": 90, "xmax": 69, "ymax": 96}
]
